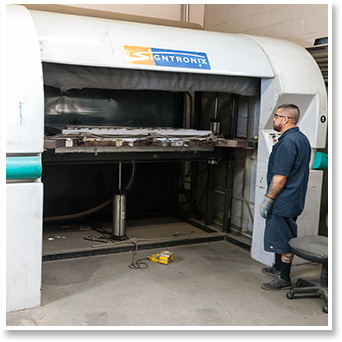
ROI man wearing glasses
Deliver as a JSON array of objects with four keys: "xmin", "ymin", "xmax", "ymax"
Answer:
[{"xmin": 259, "ymin": 104, "xmax": 311, "ymax": 290}]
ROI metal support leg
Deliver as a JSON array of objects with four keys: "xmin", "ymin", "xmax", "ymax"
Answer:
[
  {"xmin": 222, "ymin": 152, "xmax": 235, "ymax": 233},
  {"xmin": 189, "ymin": 162, "xmax": 199, "ymax": 218},
  {"xmin": 205, "ymin": 162, "xmax": 215, "ymax": 226},
  {"xmin": 112, "ymin": 162, "xmax": 128, "ymax": 241}
]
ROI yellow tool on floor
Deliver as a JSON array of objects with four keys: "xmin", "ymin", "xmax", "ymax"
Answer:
[{"xmin": 148, "ymin": 250, "xmax": 174, "ymax": 264}]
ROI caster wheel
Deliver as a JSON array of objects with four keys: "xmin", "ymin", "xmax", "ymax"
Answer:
[
  {"xmin": 286, "ymin": 291, "xmax": 294, "ymax": 299},
  {"xmin": 322, "ymin": 306, "xmax": 328, "ymax": 314}
]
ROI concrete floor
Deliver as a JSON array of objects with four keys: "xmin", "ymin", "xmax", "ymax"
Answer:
[
  {"xmin": 41, "ymin": 217, "xmax": 220, "ymax": 257},
  {"xmin": 6, "ymin": 230, "xmax": 329, "ymax": 327}
]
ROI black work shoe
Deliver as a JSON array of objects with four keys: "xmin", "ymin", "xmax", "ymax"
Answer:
[
  {"xmin": 262, "ymin": 265, "xmax": 281, "ymax": 277},
  {"xmin": 261, "ymin": 275, "xmax": 292, "ymax": 291}
]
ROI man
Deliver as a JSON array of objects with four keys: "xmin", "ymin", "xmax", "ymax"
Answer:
[{"xmin": 259, "ymin": 104, "xmax": 311, "ymax": 291}]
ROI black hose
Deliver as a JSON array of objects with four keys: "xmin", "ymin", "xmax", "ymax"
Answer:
[
  {"xmin": 123, "ymin": 161, "xmax": 136, "ymax": 193},
  {"xmin": 43, "ymin": 197, "xmax": 113, "ymax": 223},
  {"xmin": 43, "ymin": 161, "xmax": 136, "ymax": 223}
]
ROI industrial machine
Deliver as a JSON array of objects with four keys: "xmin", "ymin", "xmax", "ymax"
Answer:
[{"xmin": 5, "ymin": 5, "xmax": 327, "ymax": 312}]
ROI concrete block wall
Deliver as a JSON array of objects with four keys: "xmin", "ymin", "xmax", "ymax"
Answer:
[{"xmin": 204, "ymin": 4, "xmax": 328, "ymax": 48}]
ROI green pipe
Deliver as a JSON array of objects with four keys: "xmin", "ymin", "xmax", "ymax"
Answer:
[
  {"xmin": 6, "ymin": 156, "xmax": 42, "ymax": 180},
  {"xmin": 312, "ymin": 152, "xmax": 328, "ymax": 170}
]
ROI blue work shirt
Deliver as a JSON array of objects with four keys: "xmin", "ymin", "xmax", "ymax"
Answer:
[{"xmin": 267, "ymin": 127, "xmax": 311, "ymax": 217}]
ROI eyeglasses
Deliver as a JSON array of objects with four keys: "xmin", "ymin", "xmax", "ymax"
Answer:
[{"xmin": 274, "ymin": 113, "xmax": 293, "ymax": 119}]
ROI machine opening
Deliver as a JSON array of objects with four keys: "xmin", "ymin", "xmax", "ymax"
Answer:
[{"xmin": 42, "ymin": 64, "xmax": 259, "ymax": 260}]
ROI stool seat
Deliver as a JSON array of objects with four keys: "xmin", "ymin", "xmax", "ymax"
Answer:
[
  {"xmin": 289, "ymin": 235, "xmax": 328, "ymax": 263},
  {"xmin": 286, "ymin": 235, "xmax": 328, "ymax": 314}
]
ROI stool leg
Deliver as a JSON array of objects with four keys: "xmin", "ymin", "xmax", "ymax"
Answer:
[
  {"xmin": 290, "ymin": 286, "xmax": 321, "ymax": 295},
  {"xmin": 321, "ymin": 263, "xmax": 328, "ymax": 287},
  {"xmin": 320, "ymin": 288, "xmax": 328, "ymax": 313},
  {"xmin": 296, "ymin": 278, "xmax": 316, "ymax": 288}
]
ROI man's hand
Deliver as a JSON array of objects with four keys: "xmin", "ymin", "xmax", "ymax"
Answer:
[
  {"xmin": 259, "ymin": 174, "xmax": 287, "ymax": 219},
  {"xmin": 259, "ymin": 196, "xmax": 275, "ymax": 219}
]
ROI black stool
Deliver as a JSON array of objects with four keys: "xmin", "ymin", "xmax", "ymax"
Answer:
[{"xmin": 286, "ymin": 235, "xmax": 328, "ymax": 314}]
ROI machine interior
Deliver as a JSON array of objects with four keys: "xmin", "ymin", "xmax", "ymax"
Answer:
[{"xmin": 42, "ymin": 63, "xmax": 260, "ymax": 259}]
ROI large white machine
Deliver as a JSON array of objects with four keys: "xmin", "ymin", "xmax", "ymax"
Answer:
[{"xmin": 5, "ymin": 5, "xmax": 327, "ymax": 312}]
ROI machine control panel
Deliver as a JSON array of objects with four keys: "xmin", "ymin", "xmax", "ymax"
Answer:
[{"xmin": 263, "ymin": 130, "xmax": 282, "ymax": 153}]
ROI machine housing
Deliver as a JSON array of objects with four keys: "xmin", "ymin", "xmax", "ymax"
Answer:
[{"xmin": 5, "ymin": 5, "xmax": 327, "ymax": 312}]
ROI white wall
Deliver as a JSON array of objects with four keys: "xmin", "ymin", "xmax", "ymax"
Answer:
[
  {"xmin": 58, "ymin": 4, "xmax": 328, "ymax": 48},
  {"xmin": 204, "ymin": 4, "xmax": 328, "ymax": 47},
  {"xmin": 64, "ymin": 4, "xmax": 205, "ymax": 27}
]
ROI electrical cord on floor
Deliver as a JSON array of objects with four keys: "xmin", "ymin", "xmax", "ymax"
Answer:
[
  {"xmin": 128, "ymin": 238, "xmax": 149, "ymax": 269},
  {"xmin": 89, "ymin": 235, "xmax": 152, "ymax": 269},
  {"xmin": 91, "ymin": 218, "xmax": 111, "ymax": 237}
]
